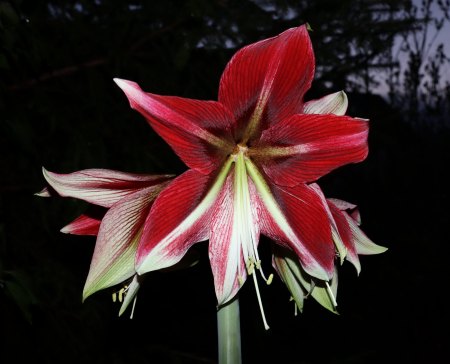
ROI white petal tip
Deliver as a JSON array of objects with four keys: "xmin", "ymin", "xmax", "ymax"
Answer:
[
  {"xmin": 113, "ymin": 78, "xmax": 139, "ymax": 92},
  {"xmin": 60, "ymin": 226, "xmax": 71, "ymax": 234},
  {"xmin": 34, "ymin": 187, "xmax": 50, "ymax": 197}
]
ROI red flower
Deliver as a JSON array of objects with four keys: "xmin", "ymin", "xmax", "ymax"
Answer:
[{"xmin": 114, "ymin": 24, "xmax": 370, "ymax": 328}]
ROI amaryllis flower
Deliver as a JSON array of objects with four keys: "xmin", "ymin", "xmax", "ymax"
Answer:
[
  {"xmin": 37, "ymin": 168, "xmax": 173, "ymax": 315},
  {"xmin": 114, "ymin": 24, "xmax": 370, "ymax": 328}
]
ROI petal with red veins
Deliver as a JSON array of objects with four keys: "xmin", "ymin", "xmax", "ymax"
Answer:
[
  {"xmin": 327, "ymin": 200, "xmax": 361, "ymax": 273},
  {"xmin": 208, "ymin": 172, "xmax": 246, "ymax": 305},
  {"xmin": 136, "ymin": 159, "xmax": 233, "ymax": 275},
  {"xmin": 307, "ymin": 184, "xmax": 348, "ymax": 265},
  {"xmin": 218, "ymin": 25, "xmax": 314, "ymax": 141},
  {"xmin": 327, "ymin": 198, "xmax": 357, "ymax": 212},
  {"xmin": 256, "ymin": 114, "xmax": 369, "ymax": 186},
  {"xmin": 303, "ymin": 91, "xmax": 348, "ymax": 116},
  {"xmin": 246, "ymin": 160, "xmax": 334, "ymax": 280},
  {"xmin": 114, "ymin": 78, "xmax": 235, "ymax": 174},
  {"xmin": 209, "ymin": 168, "xmax": 262, "ymax": 306},
  {"xmin": 42, "ymin": 167, "xmax": 173, "ymax": 208},
  {"xmin": 82, "ymin": 186, "xmax": 159, "ymax": 300},
  {"xmin": 328, "ymin": 198, "xmax": 361, "ymax": 224},
  {"xmin": 326, "ymin": 198, "xmax": 387, "ymax": 270}
]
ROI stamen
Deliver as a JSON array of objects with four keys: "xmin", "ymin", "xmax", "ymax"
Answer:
[
  {"xmin": 289, "ymin": 296, "xmax": 298, "ymax": 316},
  {"xmin": 130, "ymin": 295, "xmax": 138, "ymax": 319},
  {"xmin": 254, "ymin": 259, "xmax": 272, "ymax": 284},
  {"xmin": 112, "ymin": 284, "xmax": 129, "ymax": 303},
  {"xmin": 247, "ymin": 261, "xmax": 255, "ymax": 275},
  {"xmin": 118, "ymin": 287, "xmax": 125, "ymax": 302},
  {"xmin": 252, "ymin": 271, "xmax": 270, "ymax": 330},
  {"xmin": 325, "ymin": 281, "xmax": 338, "ymax": 308}
]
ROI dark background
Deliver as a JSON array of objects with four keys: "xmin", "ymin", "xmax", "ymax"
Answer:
[{"xmin": 1, "ymin": 1, "xmax": 449, "ymax": 363}]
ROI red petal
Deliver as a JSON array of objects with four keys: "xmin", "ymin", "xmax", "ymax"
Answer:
[
  {"xmin": 42, "ymin": 167, "xmax": 173, "ymax": 207},
  {"xmin": 61, "ymin": 210, "xmax": 104, "ymax": 236},
  {"xmin": 257, "ymin": 114, "xmax": 369, "ymax": 186},
  {"xmin": 218, "ymin": 25, "xmax": 314, "ymax": 141},
  {"xmin": 114, "ymin": 79, "xmax": 235, "ymax": 174},
  {"xmin": 136, "ymin": 169, "xmax": 224, "ymax": 273},
  {"xmin": 256, "ymin": 182, "xmax": 334, "ymax": 280}
]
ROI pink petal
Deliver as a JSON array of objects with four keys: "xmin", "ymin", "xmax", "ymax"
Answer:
[
  {"xmin": 136, "ymin": 168, "xmax": 227, "ymax": 274},
  {"xmin": 327, "ymin": 198, "xmax": 357, "ymax": 212},
  {"xmin": 328, "ymin": 198, "xmax": 361, "ymax": 224},
  {"xmin": 114, "ymin": 78, "xmax": 235, "ymax": 174},
  {"xmin": 42, "ymin": 167, "xmax": 173, "ymax": 207},
  {"xmin": 218, "ymin": 25, "xmax": 314, "ymax": 142},
  {"xmin": 256, "ymin": 114, "xmax": 369, "ymax": 186},
  {"xmin": 256, "ymin": 182, "xmax": 334, "ymax": 280},
  {"xmin": 83, "ymin": 186, "xmax": 159, "ymax": 300},
  {"xmin": 61, "ymin": 210, "xmax": 104, "ymax": 236}
]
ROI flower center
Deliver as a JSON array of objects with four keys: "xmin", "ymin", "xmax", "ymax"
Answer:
[{"xmin": 232, "ymin": 143, "xmax": 249, "ymax": 158}]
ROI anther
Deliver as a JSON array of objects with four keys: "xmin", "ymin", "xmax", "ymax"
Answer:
[
  {"xmin": 238, "ymin": 276, "xmax": 245, "ymax": 286},
  {"xmin": 112, "ymin": 284, "xmax": 129, "ymax": 303},
  {"xmin": 118, "ymin": 287, "xmax": 125, "ymax": 302}
]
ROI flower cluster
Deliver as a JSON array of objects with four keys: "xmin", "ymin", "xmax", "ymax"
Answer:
[{"xmin": 38, "ymin": 24, "xmax": 386, "ymax": 326}]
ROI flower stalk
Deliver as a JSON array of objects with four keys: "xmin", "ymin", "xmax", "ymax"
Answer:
[{"xmin": 217, "ymin": 296, "xmax": 242, "ymax": 364}]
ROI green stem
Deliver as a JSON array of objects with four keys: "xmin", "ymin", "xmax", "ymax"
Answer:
[{"xmin": 217, "ymin": 296, "xmax": 242, "ymax": 364}]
